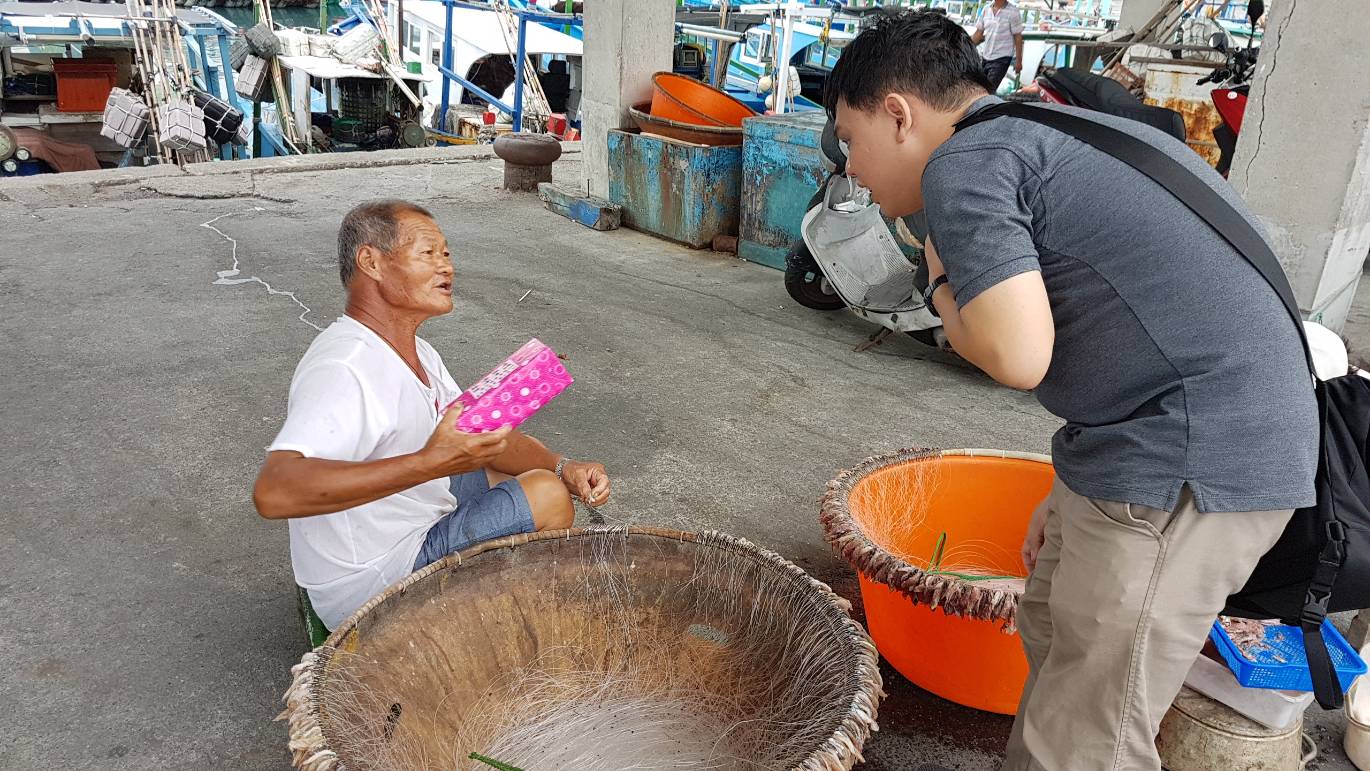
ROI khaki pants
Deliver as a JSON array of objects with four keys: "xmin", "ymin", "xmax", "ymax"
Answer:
[{"xmin": 1003, "ymin": 480, "xmax": 1293, "ymax": 771}]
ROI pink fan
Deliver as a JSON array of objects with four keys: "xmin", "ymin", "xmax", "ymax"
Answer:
[{"xmin": 444, "ymin": 339, "xmax": 572, "ymax": 433}]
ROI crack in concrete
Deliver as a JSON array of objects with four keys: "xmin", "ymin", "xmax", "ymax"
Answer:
[
  {"xmin": 1239, "ymin": 0, "xmax": 1292, "ymax": 192},
  {"xmin": 141, "ymin": 180, "xmax": 296, "ymax": 204},
  {"xmin": 203, "ymin": 209, "xmax": 324, "ymax": 332}
]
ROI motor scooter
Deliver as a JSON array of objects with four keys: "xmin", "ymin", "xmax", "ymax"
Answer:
[
  {"xmin": 1197, "ymin": 0, "xmax": 1264, "ymax": 177},
  {"xmin": 784, "ymin": 121, "xmax": 947, "ymax": 352}
]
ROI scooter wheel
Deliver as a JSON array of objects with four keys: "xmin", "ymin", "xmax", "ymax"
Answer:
[
  {"xmin": 907, "ymin": 329, "xmax": 940, "ymax": 348},
  {"xmin": 784, "ymin": 243, "xmax": 845, "ymax": 311},
  {"xmin": 908, "ymin": 329, "xmax": 954, "ymax": 353}
]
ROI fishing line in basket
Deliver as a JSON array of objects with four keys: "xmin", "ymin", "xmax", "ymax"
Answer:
[
  {"xmin": 846, "ymin": 459, "xmax": 1023, "ymax": 580},
  {"xmin": 307, "ymin": 531, "xmax": 864, "ymax": 771}
]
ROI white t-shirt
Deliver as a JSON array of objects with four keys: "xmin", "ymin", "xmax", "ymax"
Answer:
[
  {"xmin": 269, "ymin": 316, "xmax": 463, "ymax": 629},
  {"xmin": 976, "ymin": 2, "xmax": 1025, "ymax": 61}
]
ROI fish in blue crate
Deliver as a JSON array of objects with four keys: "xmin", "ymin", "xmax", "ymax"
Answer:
[{"xmin": 1212, "ymin": 616, "xmax": 1368, "ymax": 692}]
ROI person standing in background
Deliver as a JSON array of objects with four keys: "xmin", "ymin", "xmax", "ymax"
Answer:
[{"xmin": 971, "ymin": 0, "xmax": 1026, "ymax": 92}]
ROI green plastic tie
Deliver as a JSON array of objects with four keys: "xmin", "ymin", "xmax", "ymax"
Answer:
[{"xmin": 469, "ymin": 753, "xmax": 524, "ymax": 771}]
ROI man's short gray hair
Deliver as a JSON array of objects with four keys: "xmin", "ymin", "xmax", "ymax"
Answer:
[{"xmin": 337, "ymin": 200, "xmax": 435, "ymax": 287}]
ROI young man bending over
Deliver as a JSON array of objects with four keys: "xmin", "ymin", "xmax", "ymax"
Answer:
[{"xmin": 827, "ymin": 12, "xmax": 1315, "ymax": 770}]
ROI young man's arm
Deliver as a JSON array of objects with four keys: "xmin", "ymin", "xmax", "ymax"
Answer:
[
  {"xmin": 254, "ymin": 408, "xmax": 512, "ymax": 519},
  {"xmin": 921, "ymin": 148, "xmax": 1053, "ymax": 389},
  {"xmin": 925, "ymin": 238, "xmax": 1054, "ymax": 389}
]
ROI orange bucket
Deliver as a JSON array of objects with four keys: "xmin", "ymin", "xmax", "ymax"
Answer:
[
  {"xmin": 650, "ymin": 72, "xmax": 757, "ymax": 128},
  {"xmin": 822, "ymin": 449, "xmax": 1055, "ymax": 715}
]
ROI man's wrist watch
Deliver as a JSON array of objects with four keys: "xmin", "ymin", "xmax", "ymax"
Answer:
[
  {"xmin": 554, "ymin": 457, "xmax": 570, "ymax": 480},
  {"xmin": 923, "ymin": 274, "xmax": 950, "ymax": 317}
]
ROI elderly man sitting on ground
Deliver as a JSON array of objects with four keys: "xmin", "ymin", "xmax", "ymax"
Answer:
[{"xmin": 253, "ymin": 199, "xmax": 610, "ymax": 630}]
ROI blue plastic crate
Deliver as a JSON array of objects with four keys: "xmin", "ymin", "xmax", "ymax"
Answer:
[{"xmin": 1209, "ymin": 618, "xmax": 1367, "ymax": 692}]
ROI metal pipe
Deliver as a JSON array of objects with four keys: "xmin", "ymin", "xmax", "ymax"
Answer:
[
  {"xmin": 214, "ymin": 31, "xmax": 241, "ymax": 158},
  {"xmin": 438, "ymin": 64, "xmax": 513, "ymax": 114},
  {"xmin": 444, "ymin": 0, "xmax": 579, "ymax": 24},
  {"xmin": 439, "ymin": 0, "xmax": 453, "ymax": 133},
  {"xmin": 773, "ymin": 1, "xmax": 796, "ymax": 114},
  {"xmin": 511, "ymin": 13, "xmax": 527, "ymax": 132},
  {"xmin": 676, "ymin": 23, "xmax": 743, "ymax": 42}
]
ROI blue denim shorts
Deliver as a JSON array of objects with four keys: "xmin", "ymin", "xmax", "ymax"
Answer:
[{"xmin": 414, "ymin": 470, "xmax": 536, "ymax": 570}]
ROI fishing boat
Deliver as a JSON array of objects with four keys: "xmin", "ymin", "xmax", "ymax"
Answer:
[
  {"xmin": 394, "ymin": 0, "xmax": 580, "ymax": 132},
  {"xmin": 0, "ymin": 0, "xmax": 240, "ymax": 174}
]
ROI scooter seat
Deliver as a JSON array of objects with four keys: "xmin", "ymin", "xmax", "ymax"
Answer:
[{"xmin": 1043, "ymin": 69, "xmax": 1188, "ymax": 143}]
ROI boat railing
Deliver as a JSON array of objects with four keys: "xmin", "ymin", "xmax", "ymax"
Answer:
[{"xmin": 431, "ymin": 0, "xmax": 582, "ymax": 137}]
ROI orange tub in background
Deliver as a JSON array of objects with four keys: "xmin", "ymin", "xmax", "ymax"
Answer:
[
  {"xmin": 649, "ymin": 72, "xmax": 757, "ymax": 128},
  {"xmin": 824, "ymin": 449, "xmax": 1056, "ymax": 715}
]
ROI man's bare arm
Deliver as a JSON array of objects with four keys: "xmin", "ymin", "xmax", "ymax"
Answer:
[
  {"xmin": 971, "ymin": 28, "xmax": 985, "ymax": 45},
  {"xmin": 253, "ymin": 407, "xmax": 511, "ymax": 520},
  {"xmin": 489, "ymin": 430, "xmax": 559, "ymax": 476}
]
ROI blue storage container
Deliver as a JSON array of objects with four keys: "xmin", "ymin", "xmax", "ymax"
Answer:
[
  {"xmin": 606, "ymin": 129, "xmax": 742, "ymax": 249},
  {"xmin": 739, "ymin": 110, "xmax": 828, "ymax": 270},
  {"xmin": 1210, "ymin": 618, "xmax": 1367, "ymax": 692}
]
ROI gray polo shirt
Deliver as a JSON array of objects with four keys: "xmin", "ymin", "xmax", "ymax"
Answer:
[{"xmin": 922, "ymin": 96, "xmax": 1318, "ymax": 513}]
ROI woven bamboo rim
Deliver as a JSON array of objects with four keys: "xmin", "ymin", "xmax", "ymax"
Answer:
[
  {"xmin": 278, "ymin": 526, "xmax": 885, "ymax": 771},
  {"xmin": 820, "ymin": 448, "xmax": 1052, "ymax": 633}
]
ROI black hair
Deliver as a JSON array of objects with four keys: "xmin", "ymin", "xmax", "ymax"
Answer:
[
  {"xmin": 337, "ymin": 200, "xmax": 434, "ymax": 287},
  {"xmin": 824, "ymin": 10, "xmax": 992, "ymax": 117}
]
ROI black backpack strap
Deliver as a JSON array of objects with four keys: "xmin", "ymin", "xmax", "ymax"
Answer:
[
  {"xmin": 956, "ymin": 101, "xmax": 1349, "ymax": 709},
  {"xmin": 1304, "ymin": 385, "xmax": 1346, "ymax": 709}
]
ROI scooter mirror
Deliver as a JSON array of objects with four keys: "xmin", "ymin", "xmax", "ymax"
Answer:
[
  {"xmin": 1248, "ymin": 0, "xmax": 1264, "ymax": 26},
  {"xmin": 820, "ymin": 120, "xmax": 848, "ymax": 176},
  {"xmin": 1208, "ymin": 32, "xmax": 1228, "ymax": 52}
]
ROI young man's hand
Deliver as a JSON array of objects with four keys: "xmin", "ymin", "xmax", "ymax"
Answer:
[
  {"xmin": 1021, "ymin": 495, "xmax": 1050, "ymax": 571},
  {"xmin": 418, "ymin": 405, "xmax": 513, "ymax": 477},
  {"xmin": 561, "ymin": 460, "xmax": 611, "ymax": 506}
]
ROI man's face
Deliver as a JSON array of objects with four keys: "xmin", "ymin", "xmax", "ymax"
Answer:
[
  {"xmin": 835, "ymin": 96, "xmax": 939, "ymax": 218},
  {"xmin": 374, "ymin": 212, "xmax": 454, "ymax": 317}
]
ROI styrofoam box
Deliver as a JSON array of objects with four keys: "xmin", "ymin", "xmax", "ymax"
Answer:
[
  {"xmin": 243, "ymin": 22, "xmax": 279, "ymax": 58},
  {"xmin": 156, "ymin": 99, "xmax": 207, "ymax": 152},
  {"xmin": 331, "ymin": 23, "xmax": 380, "ymax": 64},
  {"xmin": 100, "ymin": 87, "xmax": 149, "ymax": 148},
  {"xmin": 308, "ymin": 34, "xmax": 332, "ymax": 57},
  {"xmin": 275, "ymin": 29, "xmax": 309, "ymax": 58},
  {"xmin": 233, "ymin": 120, "xmax": 251, "ymax": 146},
  {"xmin": 235, "ymin": 55, "xmax": 270, "ymax": 102},
  {"xmin": 1184, "ymin": 653, "xmax": 1314, "ymax": 730}
]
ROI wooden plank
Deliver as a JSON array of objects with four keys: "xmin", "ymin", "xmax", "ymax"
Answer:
[{"xmin": 537, "ymin": 183, "xmax": 621, "ymax": 232}]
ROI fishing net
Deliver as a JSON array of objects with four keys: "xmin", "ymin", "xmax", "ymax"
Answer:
[
  {"xmin": 279, "ymin": 527, "xmax": 884, "ymax": 771},
  {"xmin": 821, "ymin": 448, "xmax": 1055, "ymax": 632}
]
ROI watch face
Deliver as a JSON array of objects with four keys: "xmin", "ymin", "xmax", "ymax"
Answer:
[{"xmin": 0, "ymin": 126, "xmax": 16, "ymax": 160}]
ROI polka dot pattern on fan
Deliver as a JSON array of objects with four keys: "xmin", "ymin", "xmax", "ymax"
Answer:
[{"xmin": 444, "ymin": 339, "xmax": 573, "ymax": 434}]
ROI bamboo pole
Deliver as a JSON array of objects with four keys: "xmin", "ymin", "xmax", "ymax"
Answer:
[{"xmin": 125, "ymin": 2, "xmax": 170, "ymax": 164}]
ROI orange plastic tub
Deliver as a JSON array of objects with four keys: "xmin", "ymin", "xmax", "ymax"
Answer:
[
  {"xmin": 823, "ymin": 449, "xmax": 1055, "ymax": 715},
  {"xmin": 650, "ymin": 72, "xmax": 757, "ymax": 128}
]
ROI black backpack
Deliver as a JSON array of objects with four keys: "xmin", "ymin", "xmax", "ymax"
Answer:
[{"xmin": 957, "ymin": 102, "xmax": 1370, "ymax": 710}]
